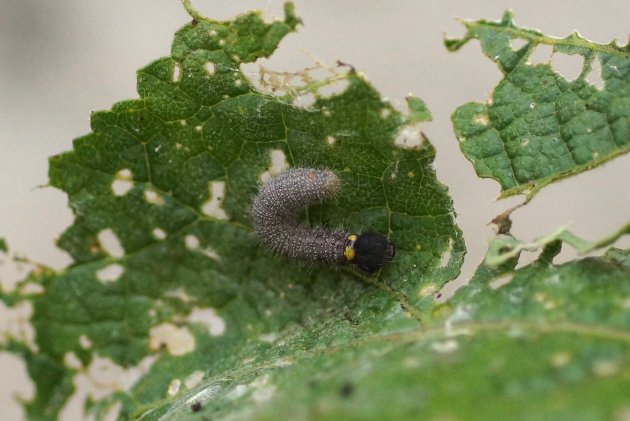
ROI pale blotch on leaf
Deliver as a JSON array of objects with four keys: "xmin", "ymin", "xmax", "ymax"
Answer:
[
  {"xmin": 204, "ymin": 62, "xmax": 216, "ymax": 75},
  {"xmin": 227, "ymin": 384, "xmax": 248, "ymax": 400},
  {"xmin": 97, "ymin": 229, "xmax": 124, "ymax": 258},
  {"xmin": 431, "ymin": 339, "xmax": 459, "ymax": 354},
  {"xmin": 473, "ymin": 113, "xmax": 489, "ymax": 126},
  {"xmin": 111, "ymin": 169, "xmax": 134, "ymax": 197},
  {"xmin": 149, "ymin": 323, "xmax": 195, "ymax": 356},
  {"xmin": 489, "ymin": 274, "xmax": 513, "ymax": 290},
  {"xmin": 259, "ymin": 149, "xmax": 288, "ymax": 183},
  {"xmin": 164, "ymin": 287, "xmax": 193, "ymax": 303},
  {"xmin": 586, "ymin": 56, "xmax": 605, "ymax": 90},
  {"xmin": 417, "ymin": 283, "xmax": 437, "ymax": 298},
  {"xmin": 152, "ymin": 228, "xmax": 167, "ymax": 240},
  {"xmin": 96, "ymin": 263, "xmax": 124, "ymax": 284},
  {"xmin": 184, "ymin": 371, "xmax": 205, "ymax": 389},
  {"xmin": 144, "ymin": 189, "xmax": 163, "ymax": 206},
  {"xmin": 187, "ymin": 307, "xmax": 226, "ymax": 336},
  {"xmin": 592, "ymin": 359, "xmax": 621, "ymax": 377},
  {"xmin": 167, "ymin": 378, "xmax": 182, "ymax": 397},
  {"xmin": 551, "ymin": 52, "xmax": 583, "ymax": 81},
  {"xmin": 185, "ymin": 234, "xmax": 200, "ymax": 250},
  {"xmin": 250, "ymin": 375, "xmax": 275, "ymax": 404},
  {"xmin": 325, "ymin": 135, "xmax": 336, "ymax": 146},
  {"xmin": 201, "ymin": 181, "xmax": 228, "ymax": 220},
  {"xmin": 59, "ymin": 355, "xmax": 157, "ymax": 420},
  {"xmin": 379, "ymin": 107, "xmax": 391, "ymax": 119},
  {"xmin": 258, "ymin": 333, "xmax": 277, "ymax": 343},
  {"xmin": 550, "ymin": 352, "xmax": 572, "ymax": 368},
  {"xmin": 439, "ymin": 238, "xmax": 454, "ymax": 268},
  {"xmin": 63, "ymin": 352, "xmax": 82, "ymax": 370},
  {"xmin": 208, "ymin": 29, "xmax": 218, "ymax": 37},
  {"xmin": 527, "ymin": 44, "xmax": 553, "ymax": 64},
  {"xmin": 172, "ymin": 62, "xmax": 182, "ymax": 83},
  {"xmin": 394, "ymin": 125, "xmax": 424, "ymax": 149},
  {"xmin": 79, "ymin": 335, "xmax": 92, "ymax": 350}
]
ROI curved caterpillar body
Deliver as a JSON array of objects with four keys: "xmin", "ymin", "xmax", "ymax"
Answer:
[{"xmin": 252, "ymin": 168, "xmax": 395, "ymax": 274}]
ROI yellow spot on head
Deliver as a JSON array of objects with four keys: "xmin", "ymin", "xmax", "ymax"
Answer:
[{"xmin": 344, "ymin": 234, "xmax": 358, "ymax": 261}]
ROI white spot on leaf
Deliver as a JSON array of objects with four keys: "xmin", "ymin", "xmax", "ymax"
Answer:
[
  {"xmin": 152, "ymin": 228, "xmax": 167, "ymax": 240},
  {"xmin": 111, "ymin": 169, "xmax": 133, "ymax": 196},
  {"xmin": 259, "ymin": 149, "xmax": 288, "ymax": 183},
  {"xmin": 144, "ymin": 189, "xmax": 163, "ymax": 206},
  {"xmin": 185, "ymin": 235, "xmax": 200, "ymax": 250},
  {"xmin": 431, "ymin": 339, "xmax": 459, "ymax": 354},
  {"xmin": 149, "ymin": 323, "xmax": 195, "ymax": 356},
  {"xmin": 187, "ymin": 308, "xmax": 226, "ymax": 336},
  {"xmin": 201, "ymin": 181, "xmax": 228, "ymax": 220},
  {"xmin": 394, "ymin": 125, "xmax": 424, "ymax": 149},
  {"xmin": 172, "ymin": 63, "xmax": 182, "ymax": 83},
  {"xmin": 167, "ymin": 378, "xmax": 181, "ymax": 397},
  {"xmin": 96, "ymin": 264, "xmax": 124, "ymax": 283},
  {"xmin": 79, "ymin": 335, "xmax": 92, "ymax": 349},
  {"xmin": 204, "ymin": 62, "xmax": 215, "ymax": 75},
  {"xmin": 64, "ymin": 352, "xmax": 82, "ymax": 370},
  {"xmin": 97, "ymin": 229, "xmax": 124, "ymax": 258},
  {"xmin": 185, "ymin": 371, "xmax": 205, "ymax": 389}
]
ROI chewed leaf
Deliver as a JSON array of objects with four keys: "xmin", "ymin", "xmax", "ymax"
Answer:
[
  {"xmin": 2, "ymin": 3, "xmax": 463, "ymax": 419},
  {"xmin": 448, "ymin": 11, "xmax": 630, "ymax": 198},
  {"xmin": 139, "ymin": 249, "xmax": 630, "ymax": 420}
]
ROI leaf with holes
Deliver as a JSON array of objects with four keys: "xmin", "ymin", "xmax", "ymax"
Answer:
[
  {"xmin": 447, "ymin": 11, "xmax": 630, "ymax": 199},
  {"xmin": 0, "ymin": 3, "xmax": 463, "ymax": 419}
]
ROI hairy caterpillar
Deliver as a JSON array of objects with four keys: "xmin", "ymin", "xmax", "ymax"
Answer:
[{"xmin": 252, "ymin": 168, "xmax": 395, "ymax": 274}]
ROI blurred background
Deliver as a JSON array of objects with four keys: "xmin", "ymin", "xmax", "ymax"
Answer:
[{"xmin": 1, "ymin": 1, "xmax": 629, "ymax": 419}]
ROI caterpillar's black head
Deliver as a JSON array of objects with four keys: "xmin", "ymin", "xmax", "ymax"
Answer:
[{"xmin": 346, "ymin": 232, "xmax": 395, "ymax": 274}]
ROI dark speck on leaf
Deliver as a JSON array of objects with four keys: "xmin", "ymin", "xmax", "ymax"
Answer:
[
  {"xmin": 339, "ymin": 382, "xmax": 354, "ymax": 398},
  {"xmin": 191, "ymin": 401, "xmax": 202, "ymax": 412}
]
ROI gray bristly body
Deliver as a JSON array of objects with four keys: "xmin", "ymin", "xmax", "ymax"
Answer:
[{"xmin": 252, "ymin": 168, "xmax": 348, "ymax": 265}]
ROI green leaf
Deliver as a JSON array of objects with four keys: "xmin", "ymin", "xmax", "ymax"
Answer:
[
  {"xmin": 137, "ymin": 248, "xmax": 630, "ymax": 420},
  {"xmin": 448, "ymin": 11, "xmax": 630, "ymax": 198},
  {"xmin": 1, "ymin": 4, "xmax": 463, "ymax": 419}
]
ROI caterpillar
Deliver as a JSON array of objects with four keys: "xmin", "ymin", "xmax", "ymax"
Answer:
[{"xmin": 251, "ymin": 168, "xmax": 395, "ymax": 274}]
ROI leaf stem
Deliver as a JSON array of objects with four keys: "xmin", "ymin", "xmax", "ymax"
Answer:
[{"xmin": 181, "ymin": 0, "xmax": 207, "ymax": 22}]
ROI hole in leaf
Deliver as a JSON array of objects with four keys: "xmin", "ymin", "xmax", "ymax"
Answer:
[
  {"xmin": 317, "ymin": 79, "xmax": 350, "ymax": 97},
  {"xmin": 586, "ymin": 56, "xmax": 604, "ymax": 90},
  {"xmin": 527, "ymin": 44, "xmax": 553, "ymax": 64},
  {"xmin": 259, "ymin": 149, "xmax": 288, "ymax": 183},
  {"xmin": 201, "ymin": 182, "xmax": 228, "ymax": 220},
  {"xmin": 187, "ymin": 308, "xmax": 226, "ymax": 336},
  {"xmin": 111, "ymin": 169, "xmax": 133, "ymax": 197},
  {"xmin": 149, "ymin": 323, "xmax": 195, "ymax": 356},
  {"xmin": 97, "ymin": 229, "xmax": 124, "ymax": 258},
  {"xmin": 551, "ymin": 52, "xmax": 583, "ymax": 81},
  {"xmin": 489, "ymin": 274, "xmax": 514, "ymax": 289},
  {"xmin": 96, "ymin": 264, "xmax": 124, "ymax": 283},
  {"xmin": 172, "ymin": 62, "xmax": 182, "ymax": 83},
  {"xmin": 394, "ymin": 125, "xmax": 424, "ymax": 149},
  {"xmin": 509, "ymin": 38, "xmax": 528, "ymax": 51},
  {"xmin": 293, "ymin": 92, "xmax": 316, "ymax": 108}
]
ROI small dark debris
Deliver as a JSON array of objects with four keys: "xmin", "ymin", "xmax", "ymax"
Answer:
[
  {"xmin": 191, "ymin": 18, "xmax": 198, "ymax": 26},
  {"xmin": 339, "ymin": 382, "xmax": 354, "ymax": 398},
  {"xmin": 191, "ymin": 401, "xmax": 202, "ymax": 412}
]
